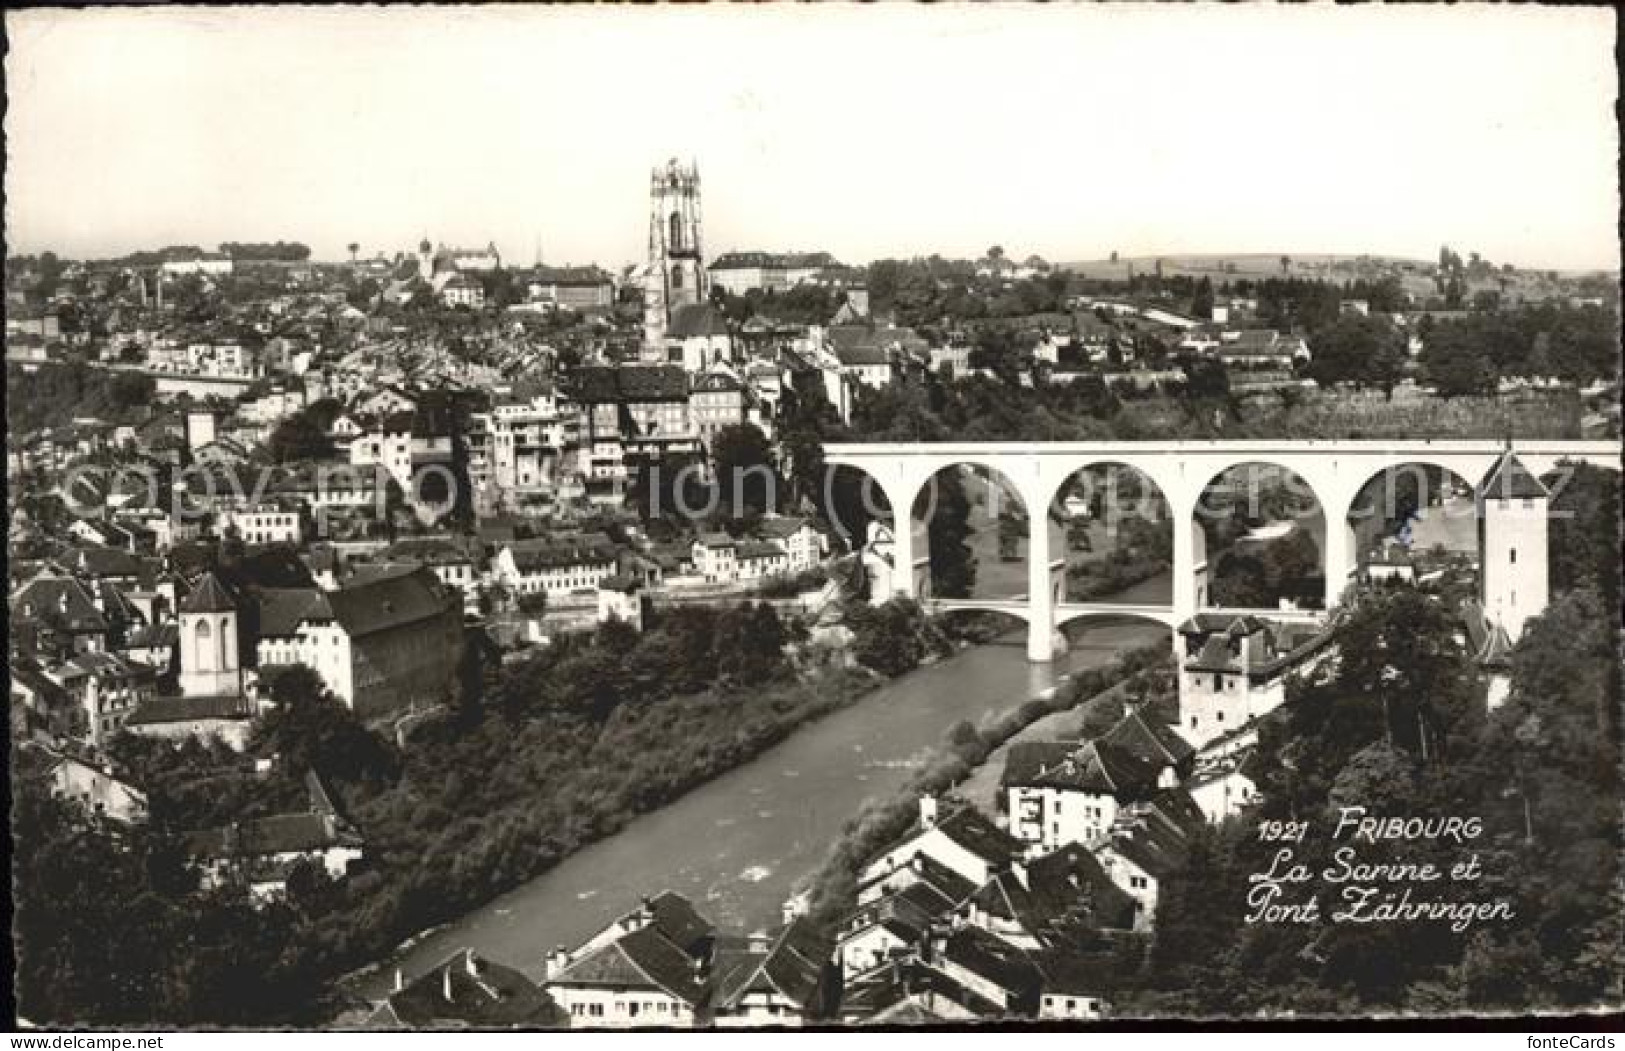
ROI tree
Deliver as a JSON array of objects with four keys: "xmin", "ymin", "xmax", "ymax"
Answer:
[
  {"xmin": 347, "ymin": 242, "xmax": 359, "ymax": 265},
  {"xmin": 267, "ymin": 410, "xmax": 335, "ymax": 463},
  {"xmin": 711, "ymin": 422, "xmax": 778, "ymax": 519},
  {"xmin": 1546, "ymin": 462, "xmax": 1621, "ymax": 612},
  {"xmin": 1280, "ymin": 254, "xmax": 1291, "ymax": 275},
  {"xmin": 251, "ymin": 666, "xmax": 398, "ymax": 785},
  {"xmin": 1191, "ymin": 276, "xmax": 1215, "ymax": 319},
  {"xmin": 1307, "ymin": 314, "xmax": 1406, "ymax": 395},
  {"xmin": 1420, "ymin": 320, "xmax": 1497, "ymax": 397}
]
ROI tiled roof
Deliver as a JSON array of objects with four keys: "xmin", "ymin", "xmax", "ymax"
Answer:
[
  {"xmin": 508, "ymin": 539, "xmax": 619, "ymax": 572},
  {"xmin": 709, "ymin": 251, "xmax": 839, "ymax": 271},
  {"xmin": 1003, "ymin": 739, "xmax": 1159, "ymax": 800},
  {"xmin": 125, "ymin": 694, "xmax": 254, "ymax": 726},
  {"xmin": 181, "ymin": 571, "xmax": 238, "ymax": 614},
  {"xmin": 1102, "ymin": 707, "xmax": 1195, "ymax": 769},
  {"xmin": 1478, "ymin": 451, "xmax": 1549, "ymax": 501},
  {"xmin": 931, "ymin": 805, "xmax": 1022, "ymax": 868},
  {"xmin": 325, "ymin": 568, "xmax": 455, "ymax": 639},
  {"xmin": 550, "ymin": 926, "xmax": 707, "ymax": 1005},
  {"xmin": 568, "ymin": 365, "xmax": 688, "ymax": 404},
  {"xmin": 668, "ymin": 303, "xmax": 730, "ymax": 339},
  {"xmin": 11, "ymin": 576, "xmax": 110, "ymax": 633},
  {"xmin": 372, "ymin": 950, "xmax": 563, "ymax": 1029},
  {"xmin": 712, "ymin": 918, "xmax": 830, "ymax": 1012},
  {"xmin": 257, "ymin": 587, "xmax": 336, "ymax": 637},
  {"xmin": 183, "ymin": 810, "xmax": 362, "ymax": 858}
]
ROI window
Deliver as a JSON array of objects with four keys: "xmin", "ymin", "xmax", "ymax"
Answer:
[
  {"xmin": 1509, "ymin": 548, "xmax": 1516, "ymax": 565},
  {"xmin": 1212, "ymin": 673, "xmax": 1221, "ymax": 691},
  {"xmin": 1190, "ymin": 716, "xmax": 1198, "ymax": 729}
]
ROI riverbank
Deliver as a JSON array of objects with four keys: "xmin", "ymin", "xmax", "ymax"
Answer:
[
  {"xmin": 798, "ymin": 641, "xmax": 1173, "ymax": 933},
  {"xmin": 346, "ymin": 616, "xmax": 1167, "ymax": 999}
]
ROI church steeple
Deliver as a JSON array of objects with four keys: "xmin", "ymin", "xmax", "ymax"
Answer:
[
  {"xmin": 179, "ymin": 571, "xmax": 243, "ymax": 699},
  {"xmin": 643, "ymin": 158, "xmax": 707, "ymax": 355}
]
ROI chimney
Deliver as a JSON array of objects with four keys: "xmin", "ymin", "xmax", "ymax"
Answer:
[
  {"xmin": 919, "ymin": 795, "xmax": 937, "ymax": 830},
  {"xmin": 747, "ymin": 930, "xmax": 771, "ymax": 954},
  {"xmin": 393, "ymin": 969, "xmax": 404, "ymax": 993},
  {"xmin": 442, "ymin": 964, "xmax": 454, "ymax": 1002},
  {"xmin": 465, "ymin": 950, "xmax": 479, "ymax": 977},
  {"xmin": 544, "ymin": 946, "xmax": 570, "ymax": 980}
]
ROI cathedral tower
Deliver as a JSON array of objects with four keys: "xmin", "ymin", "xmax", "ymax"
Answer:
[
  {"xmin": 643, "ymin": 159, "xmax": 707, "ymax": 352},
  {"xmin": 1476, "ymin": 449, "xmax": 1549, "ymax": 642}
]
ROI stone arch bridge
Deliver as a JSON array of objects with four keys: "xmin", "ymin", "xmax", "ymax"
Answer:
[{"xmin": 824, "ymin": 439, "xmax": 1618, "ymax": 661}]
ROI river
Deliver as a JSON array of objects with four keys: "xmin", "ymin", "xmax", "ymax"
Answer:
[{"xmin": 357, "ymin": 572, "xmax": 1171, "ymax": 994}]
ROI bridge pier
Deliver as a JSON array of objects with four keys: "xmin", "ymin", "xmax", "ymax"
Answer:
[{"xmin": 1026, "ymin": 510, "xmax": 1056, "ymax": 662}]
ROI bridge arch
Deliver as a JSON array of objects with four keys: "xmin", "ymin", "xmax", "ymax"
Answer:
[
  {"xmin": 1342, "ymin": 461, "xmax": 1480, "ymax": 596},
  {"xmin": 1192, "ymin": 460, "xmax": 1330, "ymax": 613},
  {"xmin": 1050, "ymin": 461, "xmax": 1175, "ymax": 609}
]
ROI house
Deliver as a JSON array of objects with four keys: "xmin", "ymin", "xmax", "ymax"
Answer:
[
  {"xmin": 365, "ymin": 950, "xmax": 565, "ymax": 1029},
  {"xmin": 49, "ymin": 651, "xmax": 158, "ymax": 748},
  {"xmin": 597, "ymin": 574, "xmax": 644, "ymax": 631},
  {"xmin": 47, "ymin": 752, "xmax": 149, "ymax": 824},
  {"xmin": 492, "ymin": 538, "xmax": 620, "ymax": 600},
  {"xmin": 860, "ymin": 797, "xmax": 1023, "ymax": 897},
  {"xmin": 1093, "ymin": 813, "xmax": 1190, "ymax": 931},
  {"xmin": 707, "ymin": 251, "xmax": 840, "ymax": 296},
  {"xmin": 1175, "ymin": 613, "xmax": 1337, "ymax": 749},
  {"xmin": 441, "ymin": 273, "xmax": 485, "ymax": 309},
  {"xmin": 1363, "ymin": 535, "xmax": 1416, "ymax": 583},
  {"xmin": 757, "ymin": 516, "xmax": 826, "ymax": 574},
  {"xmin": 735, "ymin": 541, "xmax": 789, "ymax": 582},
  {"xmin": 710, "ymin": 919, "xmax": 834, "ymax": 1027},
  {"xmin": 838, "ymin": 874, "xmax": 964, "ymax": 979},
  {"xmin": 254, "ymin": 566, "xmax": 463, "ymax": 718},
  {"xmin": 10, "ymin": 573, "xmax": 113, "ymax": 659},
  {"xmin": 838, "ymin": 960, "xmax": 994, "ymax": 1024},
  {"xmin": 1003, "ymin": 738, "xmax": 1161, "ymax": 853},
  {"xmin": 689, "ymin": 367, "xmax": 749, "ymax": 447},
  {"xmin": 220, "ymin": 501, "xmax": 308, "ymax": 547},
  {"xmin": 916, "ymin": 924, "xmax": 1041, "ymax": 1017},
  {"xmin": 9, "ymin": 661, "xmax": 77, "ymax": 741},
  {"xmin": 959, "ymin": 844, "xmax": 1137, "ymax": 949},
  {"xmin": 182, "ymin": 772, "xmax": 365, "ymax": 900},
  {"xmin": 690, "ymin": 533, "xmax": 738, "ymax": 584},
  {"xmin": 543, "ymin": 891, "xmax": 714, "ymax": 1028},
  {"xmin": 1216, "ymin": 329, "xmax": 1310, "ymax": 369},
  {"xmin": 378, "ymin": 537, "xmax": 482, "ymax": 613},
  {"xmin": 665, "ymin": 303, "xmax": 733, "ymax": 373},
  {"xmin": 1186, "ymin": 746, "xmax": 1266, "ymax": 824},
  {"xmin": 122, "ymin": 693, "xmax": 258, "ymax": 750},
  {"xmin": 527, "ymin": 265, "xmax": 615, "ymax": 311}
]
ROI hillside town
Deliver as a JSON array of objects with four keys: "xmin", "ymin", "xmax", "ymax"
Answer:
[
  {"xmin": 8, "ymin": 2, "xmax": 1623, "ymax": 1030},
  {"xmin": 10, "ymin": 147, "xmax": 1620, "ymax": 1027}
]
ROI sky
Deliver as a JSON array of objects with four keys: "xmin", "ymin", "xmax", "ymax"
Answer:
[{"xmin": 5, "ymin": 5, "xmax": 1619, "ymax": 272}]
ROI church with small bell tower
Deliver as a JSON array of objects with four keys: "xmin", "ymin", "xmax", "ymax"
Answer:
[{"xmin": 643, "ymin": 159, "xmax": 708, "ymax": 353}]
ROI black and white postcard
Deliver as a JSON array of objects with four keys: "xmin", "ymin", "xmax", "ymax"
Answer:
[{"xmin": 5, "ymin": 4, "xmax": 1620, "ymax": 1032}]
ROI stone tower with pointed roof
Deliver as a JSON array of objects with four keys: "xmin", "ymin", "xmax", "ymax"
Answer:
[
  {"xmin": 643, "ymin": 159, "xmax": 707, "ymax": 354},
  {"xmin": 179, "ymin": 571, "xmax": 243, "ymax": 698},
  {"xmin": 1475, "ymin": 449, "xmax": 1549, "ymax": 642}
]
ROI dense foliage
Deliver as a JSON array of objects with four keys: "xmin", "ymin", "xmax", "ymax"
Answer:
[
  {"xmin": 12, "ymin": 771, "xmax": 331, "ymax": 1026},
  {"xmin": 7, "ymin": 361, "xmax": 157, "ymax": 434},
  {"xmin": 1421, "ymin": 303, "xmax": 1619, "ymax": 396},
  {"xmin": 1124, "ymin": 584, "xmax": 1622, "ymax": 1015}
]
